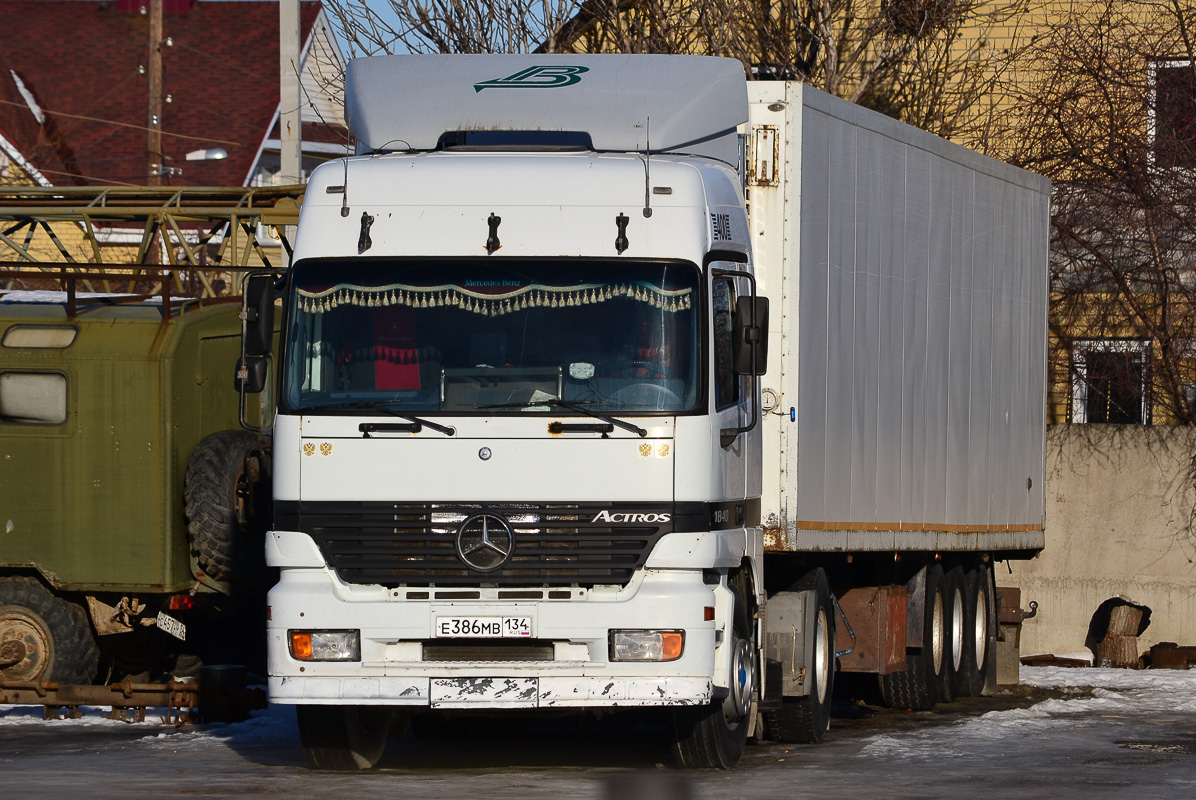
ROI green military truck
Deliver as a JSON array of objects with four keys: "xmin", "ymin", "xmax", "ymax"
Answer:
[{"xmin": 0, "ymin": 292, "xmax": 269, "ymax": 686}]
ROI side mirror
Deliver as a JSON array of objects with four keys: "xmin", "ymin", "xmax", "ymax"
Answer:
[
  {"xmin": 235, "ymin": 355, "xmax": 269, "ymax": 394},
  {"xmin": 243, "ymin": 273, "xmax": 276, "ymax": 358},
  {"xmin": 733, "ymin": 295, "xmax": 769, "ymax": 376}
]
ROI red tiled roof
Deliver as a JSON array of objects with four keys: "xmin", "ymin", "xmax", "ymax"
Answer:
[{"xmin": 0, "ymin": 0, "xmax": 340, "ymax": 187}]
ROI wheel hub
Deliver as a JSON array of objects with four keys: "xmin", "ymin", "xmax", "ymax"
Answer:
[
  {"xmin": 726, "ymin": 636, "xmax": 754, "ymax": 721},
  {"xmin": 0, "ymin": 608, "xmax": 52, "ymax": 682},
  {"xmin": 0, "ymin": 639, "xmax": 27, "ymax": 668}
]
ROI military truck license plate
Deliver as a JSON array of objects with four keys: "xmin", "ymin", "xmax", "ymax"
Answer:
[
  {"xmin": 435, "ymin": 617, "xmax": 532, "ymax": 638},
  {"xmin": 156, "ymin": 612, "xmax": 186, "ymax": 641}
]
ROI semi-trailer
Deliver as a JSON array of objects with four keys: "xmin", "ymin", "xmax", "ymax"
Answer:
[{"xmin": 244, "ymin": 54, "xmax": 1049, "ymax": 769}]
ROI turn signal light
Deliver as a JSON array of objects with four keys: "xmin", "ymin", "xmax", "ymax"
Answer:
[
  {"xmin": 289, "ymin": 630, "xmax": 360, "ymax": 662},
  {"xmin": 292, "ymin": 632, "xmax": 313, "ymax": 660},
  {"xmin": 661, "ymin": 632, "xmax": 684, "ymax": 661}
]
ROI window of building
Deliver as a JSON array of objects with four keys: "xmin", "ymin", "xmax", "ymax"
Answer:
[
  {"xmin": 0, "ymin": 372, "xmax": 67, "ymax": 424},
  {"xmin": 1070, "ymin": 340, "xmax": 1151, "ymax": 424},
  {"xmin": 1151, "ymin": 60, "xmax": 1196, "ymax": 170}
]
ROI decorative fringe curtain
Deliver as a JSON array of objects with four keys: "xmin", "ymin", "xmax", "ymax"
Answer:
[{"xmin": 296, "ymin": 282, "xmax": 693, "ymax": 316}]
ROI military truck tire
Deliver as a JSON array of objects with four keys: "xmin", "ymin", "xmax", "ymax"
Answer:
[
  {"xmin": 764, "ymin": 568, "xmax": 835, "ymax": 744},
  {"xmin": 297, "ymin": 704, "xmax": 400, "ymax": 770},
  {"xmin": 0, "ymin": 576, "xmax": 98, "ymax": 685},
  {"xmin": 184, "ymin": 430, "xmax": 265, "ymax": 585}
]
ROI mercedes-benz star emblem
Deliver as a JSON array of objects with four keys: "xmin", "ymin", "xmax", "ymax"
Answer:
[
  {"xmin": 478, "ymin": 447, "xmax": 492, "ymax": 461},
  {"xmin": 456, "ymin": 514, "xmax": 514, "ymax": 572}
]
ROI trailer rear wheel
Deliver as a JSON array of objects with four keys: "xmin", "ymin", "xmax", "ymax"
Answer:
[
  {"xmin": 671, "ymin": 574, "xmax": 755, "ymax": 769},
  {"xmin": 297, "ymin": 705, "xmax": 401, "ymax": 770},
  {"xmin": 879, "ymin": 564, "xmax": 945, "ymax": 710},
  {"xmin": 764, "ymin": 568, "xmax": 835, "ymax": 744},
  {"xmin": 0, "ymin": 577, "xmax": 98, "ymax": 685},
  {"xmin": 943, "ymin": 566, "xmax": 966, "ymax": 702},
  {"xmin": 184, "ymin": 430, "xmax": 267, "ymax": 586},
  {"xmin": 957, "ymin": 563, "xmax": 993, "ymax": 697}
]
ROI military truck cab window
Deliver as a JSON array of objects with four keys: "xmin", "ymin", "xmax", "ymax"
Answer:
[
  {"xmin": 0, "ymin": 372, "xmax": 67, "ymax": 424},
  {"xmin": 1, "ymin": 326, "xmax": 77, "ymax": 349},
  {"xmin": 282, "ymin": 259, "xmax": 702, "ymax": 415}
]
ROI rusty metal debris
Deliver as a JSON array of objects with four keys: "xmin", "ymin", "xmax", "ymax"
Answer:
[
  {"xmin": 0, "ymin": 675, "xmax": 266, "ymax": 726},
  {"xmin": 1019, "ymin": 654, "xmax": 1091, "ymax": 668},
  {"xmin": 0, "ymin": 678, "xmax": 199, "ymax": 725},
  {"xmin": 1144, "ymin": 642, "xmax": 1196, "ymax": 670}
]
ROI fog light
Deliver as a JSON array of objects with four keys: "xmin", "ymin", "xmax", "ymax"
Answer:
[
  {"xmin": 289, "ymin": 630, "xmax": 360, "ymax": 661},
  {"xmin": 609, "ymin": 630, "xmax": 684, "ymax": 662}
]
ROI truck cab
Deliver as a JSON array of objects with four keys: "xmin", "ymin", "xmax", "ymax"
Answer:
[{"xmin": 262, "ymin": 55, "xmax": 768, "ymax": 770}]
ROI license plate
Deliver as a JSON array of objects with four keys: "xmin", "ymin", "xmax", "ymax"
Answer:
[
  {"xmin": 156, "ymin": 611, "xmax": 186, "ymax": 641},
  {"xmin": 435, "ymin": 616, "xmax": 533, "ymax": 638}
]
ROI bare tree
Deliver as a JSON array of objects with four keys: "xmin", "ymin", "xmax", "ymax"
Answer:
[
  {"xmin": 326, "ymin": 0, "xmax": 586, "ymax": 56},
  {"xmin": 979, "ymin": 1, "xmax": 1196, "ymax": 424},
  {"xmin": 323, "ymin": 0, "xmax": 1019, "ymax": 138}
]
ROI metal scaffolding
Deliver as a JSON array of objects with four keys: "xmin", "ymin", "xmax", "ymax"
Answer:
[{"xmin": 0, "ymin": 185, "xmax": 304, "ymax": 306}]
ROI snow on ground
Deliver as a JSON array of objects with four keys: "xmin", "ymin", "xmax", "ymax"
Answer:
[
  {"xmin": 0, "ymin": 693, "xmax": 299, "ymax": 748},
  {"xmin": 3, "ymin": 665, "xmax": 1193, "ymax": 752},
  {"xmin": 860, "ymin": 665, "xmax": 1196, "ymax": 761}
]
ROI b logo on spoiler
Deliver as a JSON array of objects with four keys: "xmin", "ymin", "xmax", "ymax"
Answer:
[
  {"xmin": 592, "ymin": 510, "xmax": 671, "ymax": 524},
  {"xmin": 474, "ymin": 66, "xmax": 590, "ymax": 93}
]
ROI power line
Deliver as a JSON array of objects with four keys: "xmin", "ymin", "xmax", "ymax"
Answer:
[{"xmin": 0, "ymin": 99, "xmax": 240, "ymax": 147}]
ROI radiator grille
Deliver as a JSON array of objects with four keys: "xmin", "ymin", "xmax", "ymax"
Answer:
[{"xmin": 291, "ymin": 501, "xmax": 671, "ymax": 588}]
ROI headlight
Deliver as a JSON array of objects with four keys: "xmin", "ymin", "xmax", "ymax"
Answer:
[
  {"xmin": 609, "ymin": 630, "xmax": 684, "ymax": 662},
  {"xmin": 289, "ymin": 630, "xmax": 360, "ymax": 661}
]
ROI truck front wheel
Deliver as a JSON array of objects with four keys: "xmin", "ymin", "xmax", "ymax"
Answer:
[
  {"xmin": 671, "ymin": 577, "xmax": 755, "ymax": 769},
  {"xmin": 296, "ymin": 705, "xmax": 402, "ymax": 770},
  {"xmin": 0, "ymin": 577, "xmax": 98, "ymax": 685}
]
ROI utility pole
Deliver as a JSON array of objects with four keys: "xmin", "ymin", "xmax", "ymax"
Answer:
[
  {"xmin": 147, "ymin": 0, "xmax": 163, "ymax": 186},
  {"xmin": 279, "ymin": 0, "xmax": 302, "ymax": 184}
]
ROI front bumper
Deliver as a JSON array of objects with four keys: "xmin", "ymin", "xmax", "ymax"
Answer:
[{"xmin": 267, "ymin": 559, "xmax": 722, "ymax": 709}]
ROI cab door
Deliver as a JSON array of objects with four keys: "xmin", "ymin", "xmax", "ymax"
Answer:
[{"xmin": 711, "ymin": 268, "xmax": 750, "ymax": 520}]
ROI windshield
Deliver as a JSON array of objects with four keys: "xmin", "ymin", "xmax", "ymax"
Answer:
[{"xmin": 281, "ymin": 259, "xmax": 701, "ymax": 415}]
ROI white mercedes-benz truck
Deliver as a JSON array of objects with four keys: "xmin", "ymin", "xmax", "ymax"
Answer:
[{"xmin": 240, "ymin": 54, "xmax": 1049, "ymax": 770}]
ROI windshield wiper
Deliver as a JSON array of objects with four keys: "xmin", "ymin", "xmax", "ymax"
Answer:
[
  {"xmin": 299, "ymin": 401, "xmax": 456, "ymax": 436},
  {"xmin": 479, "ymin": 398, "xmax": 647, "ymax": 438}
]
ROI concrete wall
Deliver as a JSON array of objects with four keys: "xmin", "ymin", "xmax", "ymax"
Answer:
[{"xmin": 1005, "ymin": 424, "xmax": 1196, "ymax": 657}]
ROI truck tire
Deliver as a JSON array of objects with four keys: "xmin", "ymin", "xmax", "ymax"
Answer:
[
  {"xmin": 943, "ymin": 565, "xmax": 966, "ymax": 702},
  {"xmin": 671, "ymin": 572, "xmax": 755, "ymax": 769},
  {"xmin": 0, "ymin": 577, "xmax": 98, "ymax": 685},
  {"xmin": 879, "ymin": 564, "xmax": 945, "ymax": 711},
  {"xmin": 184, "ymin": 430, "xmax": 266, "ymax": 586},
  {"xmin": 297, "ymin": 705, "xmax": 400, "ymax": 770},
  {"xmin": 957, "ymin": 563, "xmax": 993, "ymax": 697},
  {"xmin": 764, "ymin": 568, "xmax": 835, "ymax": 744}
]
